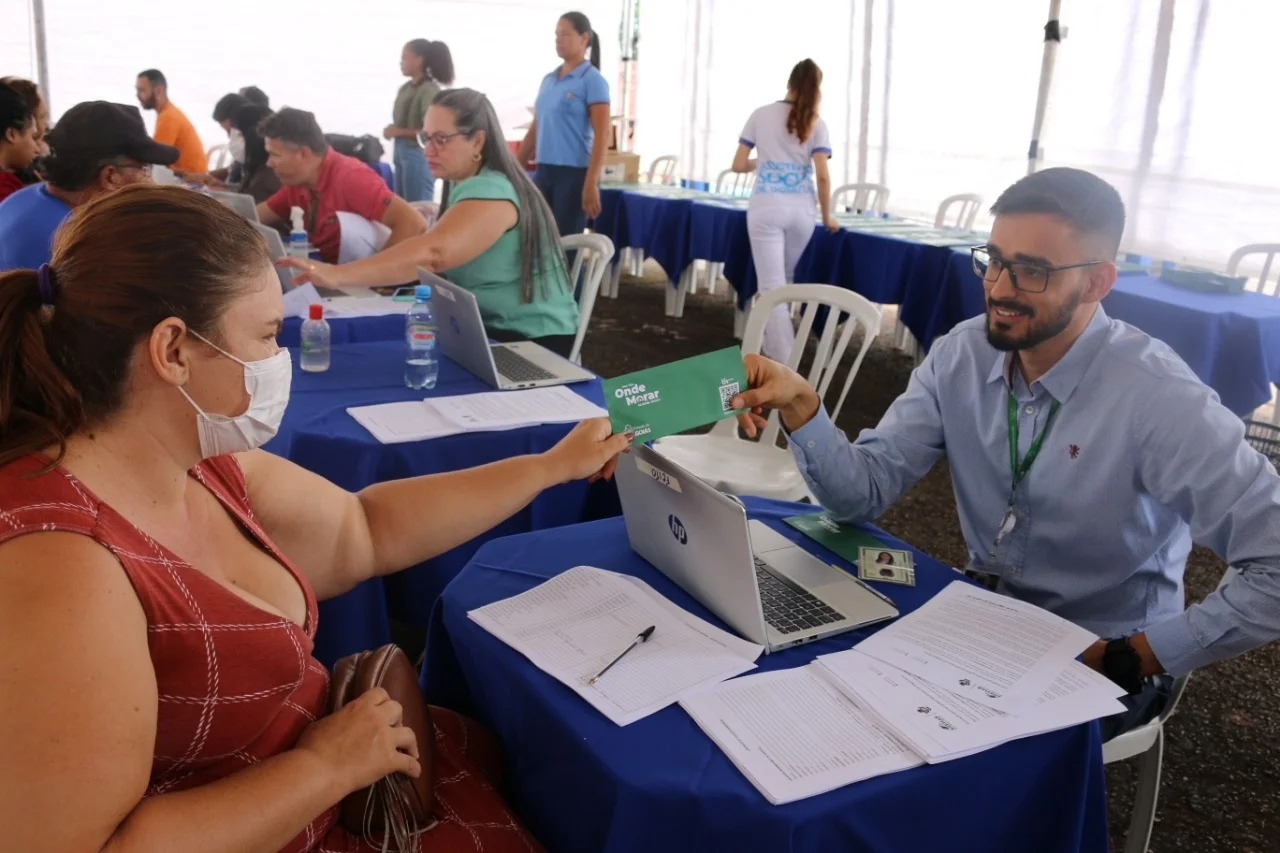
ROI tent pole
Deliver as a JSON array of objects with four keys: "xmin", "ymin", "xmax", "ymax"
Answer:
[
  {"xmin": 32, "ymin": 0, "xmax": 51, "ymax": 112},
  {"xmin": 1027, "ymin": 0, "xmax": 1062, "ymax": 175}
]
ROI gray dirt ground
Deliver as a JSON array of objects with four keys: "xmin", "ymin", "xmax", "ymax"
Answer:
[{"xmin": 577, "ymin": 267, "xmax": 1280, "ymax": 853}]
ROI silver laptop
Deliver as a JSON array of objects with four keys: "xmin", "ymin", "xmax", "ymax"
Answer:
[
  {"xmin": 212, "ymin": 190, "xmax": 260, "ymax": 223},
  {"xmin": 616, "ymin": 444, "xmax": 899, "ymax": 653},
  {"xmin": 421, "ymin": 269, "xmax": 594, "ymax": 390},
  {"xmin": 253, "ymin": 222, "xmax": 296, "ymax": 293}
]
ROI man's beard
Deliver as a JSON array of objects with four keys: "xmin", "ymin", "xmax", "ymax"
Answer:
[{"xmin": 985, "ymin": 289, "xmax": 1081, "ymax": 351}]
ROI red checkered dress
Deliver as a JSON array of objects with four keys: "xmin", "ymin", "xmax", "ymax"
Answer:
[{"xmin": 0, "ymin": 453, "xmax": 540, "ymax": 853}]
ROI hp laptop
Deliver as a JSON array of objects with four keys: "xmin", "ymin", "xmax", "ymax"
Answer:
[
  {"xmin": 253, "ymin": 222, "xmax": 296, "ymax": 293},
  {"xmin": 616, "ymin": 443, "xmax": 899, "ymax": 653},
  {"xmin": 421, "ymin": 269, "xmax": 594, "ymax": 390}
]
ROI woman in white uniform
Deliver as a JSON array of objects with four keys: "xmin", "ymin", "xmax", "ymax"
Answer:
[{"xmin": 732, "ymin": 59, "xmax": 838, "ymax": 360}]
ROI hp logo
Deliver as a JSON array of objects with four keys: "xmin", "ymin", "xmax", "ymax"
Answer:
[{"xmin": 668, "ymin": 514, "xmax": 688, "ymax": 545}]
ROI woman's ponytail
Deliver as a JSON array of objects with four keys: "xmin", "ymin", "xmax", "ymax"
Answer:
[
  {"xmin": 0, "ymin": 268, "xmax": 85, "ymax": 468},
  {"xmin": 786, "ymin": 59, "xmax": 823, "ymax": 144},
  {"xmin": 589, "ymin": 30, "xmax": 602, "ymax": 69}
]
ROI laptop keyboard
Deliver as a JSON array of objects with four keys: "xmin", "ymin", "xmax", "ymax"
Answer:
[
  {"xmin": 754, "ymin": 559, "xmax": 846, "ymax": 635},
  {"xmin": 491, "ymin": 346, "xmax": 557, "ymax": 383}
]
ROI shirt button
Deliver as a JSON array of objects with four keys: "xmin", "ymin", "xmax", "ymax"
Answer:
[
  {"xmin": 1025, "ymin": 406, "xmax": 1034, "ymax": 415},
  {"xmin": 806, "ymin": 440, "xmax": 815, "ymax": 449}
]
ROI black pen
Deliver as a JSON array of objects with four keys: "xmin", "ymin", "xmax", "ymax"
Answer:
[{"xmin": 587, "ymin": 625, "xmax": 656, "ymax": 685}]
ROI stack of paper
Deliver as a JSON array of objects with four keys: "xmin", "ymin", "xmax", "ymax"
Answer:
[
  {"xmin": 468, "ymin": 566, "xmax": 763, "ymax": 726},
  {"xmin": 348, "ymin": 386, "xmax": 606, "ymax": 444},
  {"xmin": 851, "ymin": 581, "xmax": 1098, "ymax": 714},
  {"xmin": 283, "ymin": 284, "xmax": 412, "ymax": 319},
  {"xmin": 680, "ymin": 581, "xmax": 1123, "ymax": 804},
  {"xmin": 680, "ymin": 665, "xmax": 924, "ymax": 804},
  {"xmin": 816, "ymin": 651, "xmax": 1125, "ymax": 763}
]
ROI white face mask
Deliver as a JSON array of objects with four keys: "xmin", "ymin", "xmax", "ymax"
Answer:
[
  {"xmin": 227, "ymin": 129, "xmax": 246, "ymax": 164},
  {"xmin": 179, "ymin": 331, "xmax": 292, "ymax": 458}
]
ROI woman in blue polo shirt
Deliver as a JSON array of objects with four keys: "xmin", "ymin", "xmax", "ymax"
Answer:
[{"xmin": 516, "ymin": 11, "xmax": 610, "ymax": 236}]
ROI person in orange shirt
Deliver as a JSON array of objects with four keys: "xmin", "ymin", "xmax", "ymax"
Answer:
[{"xmin": 135, "ymin": 69, "xmax": 207, "ymax": 173}]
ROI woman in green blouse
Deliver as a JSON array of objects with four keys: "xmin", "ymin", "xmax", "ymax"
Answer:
[
  {"xmin": 288, "ymin": 88, "xmax": 580, "ymax": 357},
  {"xmin": 384, "ymin": 39, "xmax": 454, "ymax": 203}
]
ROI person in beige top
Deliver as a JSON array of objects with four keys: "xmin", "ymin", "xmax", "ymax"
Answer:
[{"xmin": 384, "ymin": 39, "xmax": 455, "ymax": 203}]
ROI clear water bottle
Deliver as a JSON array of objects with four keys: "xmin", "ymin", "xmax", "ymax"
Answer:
[
  {"xmin": 404, "ymin": 284, "xmax": 438, "ymax": 390},
  {"xmin": 300, "ymin": 303, "xmax": 330, "ymax": 372}
]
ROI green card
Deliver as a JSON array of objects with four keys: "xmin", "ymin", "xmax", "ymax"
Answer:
[
  {"xmin": 604, "ymin": 346, "xmax": 746, "ymax": 442},
  {"xmin": 784, "ymin": 512, "xmax": 888, "ymax": 566}
]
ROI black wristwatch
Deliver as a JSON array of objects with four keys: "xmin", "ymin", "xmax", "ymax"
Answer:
[{"xmin": 1101, "ymin": 637, "xmax": 1145, "ymax": 695}]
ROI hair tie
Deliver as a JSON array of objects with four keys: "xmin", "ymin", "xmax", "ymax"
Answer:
[{"xmin": 36, "ymin": 264, "xmax": 57, "ymax": 306}]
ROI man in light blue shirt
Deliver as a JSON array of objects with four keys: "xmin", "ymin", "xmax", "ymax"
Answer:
[{"xmin": 731, "ymin": 168, "xmax": 1280, "ymax": 738}]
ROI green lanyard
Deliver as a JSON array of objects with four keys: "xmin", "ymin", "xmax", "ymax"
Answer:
[{"xmin": 1006, "ymin": 392, "xmax": 1061, "ymax": 497}]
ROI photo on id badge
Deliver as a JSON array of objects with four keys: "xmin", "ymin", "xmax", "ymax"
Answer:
[{"xmin": 858, "ymin": 547, "xmax": 915, "ymax": 586}]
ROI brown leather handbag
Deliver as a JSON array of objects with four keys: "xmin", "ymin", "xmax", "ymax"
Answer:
[{"xmin": 328, "ymin": 644, "xmax": 437, "ymax": 849}]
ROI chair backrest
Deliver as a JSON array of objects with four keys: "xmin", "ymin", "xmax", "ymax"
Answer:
[
  {"xmin": 714, "ymin": 169, "xmax": 754, "ymax": 197},
  {"xmin": 719, "ymin": 284, "xmax": 882, "ymax": 447},
  {"xmin": 935, "ymin": 193, "xmax": 984, "ymax": 230},
  {"xmin": 832, "ymin": 183, "xmax": 890, "ymax": 215},
  {"xmin": 1227, "ymin": 243, "xmax": 1280, "ymax": 295},
  {"xmin": 646, "ymin": 155, "xmax": 678, "ymax": 185},
  {"xmin": 560, "ymin": 232, "xmax": 616, "ymax": 364},
  {"xmin": 206, "ymin": 143, "xmax": 231, "ymax": 171}
]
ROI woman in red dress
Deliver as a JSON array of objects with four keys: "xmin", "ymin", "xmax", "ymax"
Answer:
[{"xmin": 0, "ymin": 184, "xmax": 628, "ymax": 852}]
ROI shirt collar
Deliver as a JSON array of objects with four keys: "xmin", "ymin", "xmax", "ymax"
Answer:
[
  {"xmin": 313, "ymin": 148, "xmax": 339, "ymax": 190},
  {"xmin": 986, "ymin": 305, "xmax": 1112, "ymax": 403},
  {"xmin": 552, "ymin": 62, "xmax": 591, "ymax": 80}
]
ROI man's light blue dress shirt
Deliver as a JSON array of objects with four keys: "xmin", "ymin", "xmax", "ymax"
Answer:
[{"xmin": 789, "ymin": 306, "xmax": 1280, "ymax": 677}]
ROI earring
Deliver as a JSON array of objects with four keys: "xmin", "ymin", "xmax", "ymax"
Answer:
[{"xmin": 472, "ymin": 151, "xmax": 482, "ymax": 163}]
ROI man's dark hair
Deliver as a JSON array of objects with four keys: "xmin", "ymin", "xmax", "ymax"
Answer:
[
  {"xmin": 259, "ymin": 107, "xmax": 328, "ymax": 155},
  {"xmin": 240, "ymin": 85, "xmax": 269, "ymax": 108},
  {"xmin": 990, "ymin": 167, "xmax": 1126, "ymax": 256},
  {"xmin": 43, "ymin": 151, "xmax": 103, "ymax": 191},
  {"xmin": 137, "ymin": 69, "xmax": 167, "ymax": 88},
  {"xmin": 212, "ymin": 92, "xmax": 249, "ymax": 124}
]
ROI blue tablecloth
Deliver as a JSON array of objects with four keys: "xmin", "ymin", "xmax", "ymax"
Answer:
[
  {"xmin": 597, "ymin": 187, "xmax": 975, "ymax": 351},
  {"xmin": 264, "ymin": 340, "xmax": 619, "ymax": 666},
  {"xmin": 279, "ymin": 313, "xmax": 404, "ymax": 349},
  {"xmin": 422, "ymin": 498, "xmax": 1108, "ymax": 853},
  {"xmin": 940, "ymin": 251, "xmax": 1280, "ymax": 415}
]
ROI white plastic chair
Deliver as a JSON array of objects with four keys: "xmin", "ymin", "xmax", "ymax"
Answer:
[
  {"xmin": 934, "ymin": 193, "xmax": 983, "ymax": 230},
  {"xmin": 1102, "ymin": 568, "xmax": 1232, "ymax": 853},
  {"xmin": 560, "ymin": 233, "xmax": 615, "ymax": 364},
  {"xmin": 694, "ymin": 170, "xmax": 757, "ymax": 294},
  {"xmin": 714, "ymin": 168, "xmax": 754, "ymax": 197},
  {"xmin": 616, "ymin": 155, "xmax": 681, "ymax": 290},
  {"xmin": 1227, "ymin": 243, "xmax": 1280, "ymax": 296},
  {"xmin": 206, "ymin": 143, "xmax": 231, "ymax": 171},
  {"xmin": 645, "ymin": 154, "xmax": 678, "ymax": 185},
  {"xmin": 832, "ymin": 182, "xmax": 890, "ymax": 215},
  {"xmin": 653, "ymin": 284, "xmax": 883, "ymax": 500}
]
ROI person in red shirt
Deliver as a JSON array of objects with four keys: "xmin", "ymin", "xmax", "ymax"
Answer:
[
  {"xmin": 255, "ymin": 108, "xmax": 425, "ymax": 264},
  {"xmin": 0, "ymin": 83, "xmax": 40, "ymax": 202}
]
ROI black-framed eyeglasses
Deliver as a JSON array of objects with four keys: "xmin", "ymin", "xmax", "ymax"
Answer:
[
  {"xmin": 419, "ymin": 130, "xmax": 466, "ymax": 149},
  {"xmin": 970, "ymin": 246, "xmax": 1102, "ymax": 294}
]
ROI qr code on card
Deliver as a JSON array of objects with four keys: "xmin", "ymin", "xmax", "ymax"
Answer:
[{"xmin": 719, "ymin": 381, "xmax": 741, "ymax": 413}]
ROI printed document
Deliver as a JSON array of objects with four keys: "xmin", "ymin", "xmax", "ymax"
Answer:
[
  {"xmin": 430, "ymin": 387, "xmax": 606, "ymax": 432},
  {"xmin": 817, "ymin": 649, "xmax": 1126, "ymax": 761},
  {"xmin": 468, "ymin": 566, "xmax": 762, "ymax": 726},
  {"xmin": 851, "ymin": 581, "xmax": 1096, "ymax": 714},
  {"xmin": 680, "ymin": 665, "xmax": 922, "ymax": 804}
]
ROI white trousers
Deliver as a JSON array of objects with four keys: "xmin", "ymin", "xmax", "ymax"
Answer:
[{"xmin": 746, "ymin": 203, "xmax": 815, "ymax": 361}]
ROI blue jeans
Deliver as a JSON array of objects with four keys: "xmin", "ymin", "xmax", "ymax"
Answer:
[
  {"xmin": 393, "ymin": 137, "xmax": 432, "ymax": 202},
  {"xmin": 534, "ymin": 164, "xmax": 588, "ymax": 236}
]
